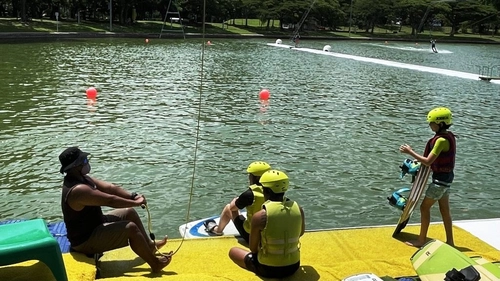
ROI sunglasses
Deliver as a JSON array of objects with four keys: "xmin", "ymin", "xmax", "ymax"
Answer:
[{"xmin": 82, "ymin": 158, "xmax": 89, "ymax": 165}]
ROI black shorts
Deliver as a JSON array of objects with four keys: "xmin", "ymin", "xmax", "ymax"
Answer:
[
  {"xmin": 233, "ymin": 214, "xmax": 249, "ymax": 244},
  {"xmin": 433, "ymin": 172, "xmax": 454, "ymax": 183},
  {"xmin": 244, "ymin": 252, "xmax": 300, "ymax": 278}
]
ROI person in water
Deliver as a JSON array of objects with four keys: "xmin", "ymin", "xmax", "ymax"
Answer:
[
  {"xmin": 399, "ymin": 107, "xmax": 456, "ymax": 247},
  {"xmin": 59, "ymin": 147, "xmax": 171, "ymax": 272},
  {"xmin": 203, "ymin": 161, "xmax": 271, "ymax": 243},
  {"xmin": 430, "ymin": 39, "xmax": 437, "ymax": 52},
  {"xmin": 229, "ymin": 170, "xmax": 305, "ymax": 278}
]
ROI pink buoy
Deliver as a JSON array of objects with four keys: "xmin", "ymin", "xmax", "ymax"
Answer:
[
  {"xmin": 86, "ymin": 87, "xmax": 97, "ymax": 99},
  {"xmin": 259, "ymin": 89, "xmax": 270, "ymax": 101}
]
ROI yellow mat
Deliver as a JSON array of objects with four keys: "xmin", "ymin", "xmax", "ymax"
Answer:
[
  {"xmin": 99, "ymin": 224, "xmax": 499, "ymax": 281},
  {"xmin": 0, "ymin": 224, "xmax": 498, "ymax": 281},
  {"xmin": 0, "ymin": 252, "xmax": 95, "ymax": 281}
]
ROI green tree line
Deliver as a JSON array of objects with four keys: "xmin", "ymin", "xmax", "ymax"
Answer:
[{"xmin": 0, "ymin": 0, "xmax": 498, "ymax": 35}]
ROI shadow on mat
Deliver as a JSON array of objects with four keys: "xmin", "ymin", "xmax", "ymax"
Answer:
[
  {"xmin": 69, "ymin": 252, "xmax": 97, "ymax": 263},
  {"xmin": 99, "ymin": 256, "xmax": 178, "ymax": 278},
  {"xmin": 392, "ymin": 232, "xmax": 473, "ymax": 251},
  {"xmin": 392, "ymin": 232, "xmax": 424, "ymax": 246},
  {"xmin": 0, "ymin": 253, "xmax": 95, "ymax": 280},
  {"xmin": 235, "ymin": 237, "xmax": 249, "ymax": 247},
  {"xmin": 0, "ymin": 261, "xmax": 54, "ymax": 281},
  {"xmin": 255, "ymin": 265, "xmax": 320, "ymax": 281}
]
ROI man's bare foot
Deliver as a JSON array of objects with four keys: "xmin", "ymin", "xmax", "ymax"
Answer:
[
  {"xmin": 151, "ymin": 255, "xmax": 172, "ymax": 273},
  {"xmin": 150, "ymin": 235, "xmax": 168, "ymax": 254},
  {"xmin": 405, "ymin": 240, "xmax": 425, "ymax": 247}
]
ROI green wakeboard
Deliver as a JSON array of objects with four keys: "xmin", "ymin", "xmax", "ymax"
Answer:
[{"xmin": 411, "ymin": 239, "xmax": 500, "ymax": 281}]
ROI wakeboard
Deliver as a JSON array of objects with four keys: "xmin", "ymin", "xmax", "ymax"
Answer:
[
  {"xmin": 392, "ymin": 164, "xmax": 431, "ymax": 237},
  {"xmin": 178, "ymin": 212, "xmax": 245, "ymax": 239},
  {"xmin": 411, "ymin": 239, "xmax": 500, "ymax": 280}
]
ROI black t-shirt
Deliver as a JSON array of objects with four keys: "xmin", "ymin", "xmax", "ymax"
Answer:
[{"xmin": 235, "ymin": 188, "xmax": 254, "ymax": 209}]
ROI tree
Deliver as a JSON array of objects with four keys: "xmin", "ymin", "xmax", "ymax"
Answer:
[
  {"xmin": 441, "ymin": 0, "xmax": 497, "ymax": 36},
  {"xmin": 394, "ymin": 0, "xmax": 437, "ymax": 35},
  {"xmin": 354, "ymin": 0, "xmax": 393, "ymax": 34},
  {"xmin": 311, "ymin": 0, "xmax": 342, "ymax": 30}
]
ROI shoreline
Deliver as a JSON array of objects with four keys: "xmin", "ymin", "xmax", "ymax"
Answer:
[{"xmin": 1, "ymin": 31, "xmax": 499, "ymax": 44}]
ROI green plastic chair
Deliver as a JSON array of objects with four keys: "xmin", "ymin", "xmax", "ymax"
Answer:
[{"xmin": 0, "ymin": 219, "xmax": 68, "ymax": 281}]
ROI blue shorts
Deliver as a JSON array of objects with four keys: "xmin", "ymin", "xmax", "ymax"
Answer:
[{"xmin": 425, "ymin": 180, "xmax": 451, "ymax": 200}]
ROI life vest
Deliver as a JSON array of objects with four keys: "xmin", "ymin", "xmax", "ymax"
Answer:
[
  {"xmin": 424, "ymin": 131, "xmax": 456, "ymax": 174},
  {"xmin": 258, "ymin": 199, "xmax": 302, "ymax": 267},
  {"xmin": 243, "ymin": 184, "xmax": 265, "ymax": 233}
]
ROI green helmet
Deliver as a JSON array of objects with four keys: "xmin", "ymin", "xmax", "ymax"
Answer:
[
  {"xmin": 246, "ymin": 161, "xmax": 271, "ymax": 177},
  {"xmin": 259, "ymin": 170, "xmax": 289, "ymax": 193},
  {"xmin": 427, "ymin": 107, "xmax": 452, "ymax": 125}
]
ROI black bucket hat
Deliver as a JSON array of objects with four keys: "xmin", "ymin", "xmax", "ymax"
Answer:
[{"xmin": 59, "ymin": 147, "xmax": 90, "ymax": 174}]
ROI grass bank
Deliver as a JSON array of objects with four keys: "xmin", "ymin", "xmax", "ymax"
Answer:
[{"xmin": 1, "ymin": 17, "xmax": 499, "ymax": 43}]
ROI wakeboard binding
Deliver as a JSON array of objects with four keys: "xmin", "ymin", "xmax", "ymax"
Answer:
[
  {"xmin": 399, "ymin": 158, "xmax": 421, "ymax": 182},
  {"xmin": 388, "ymin": 159, "xmax": 422, "ymax": 210},
  {"xmin": 444, "ymin": 266, "xmax": 480, "ymax": 281},
  {"xmin": 387, "ymin": 187, "xmax": 410, "ymax": 210}
]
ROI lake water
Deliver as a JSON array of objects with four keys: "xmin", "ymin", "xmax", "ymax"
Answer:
[{"xmin": 0, "ymin": 38, "xmax": 499, "ymax": 238}]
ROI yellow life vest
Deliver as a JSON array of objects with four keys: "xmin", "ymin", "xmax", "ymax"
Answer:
[
  {"xmin": 243, "ymin": 184, "xmax": 265, "ymax": 233},
  {"xmin": 258, "ymin": 199, "xmax": 302, "ymax": 267}
]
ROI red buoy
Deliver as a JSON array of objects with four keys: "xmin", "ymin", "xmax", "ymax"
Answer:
[
  {"xmin": 259, "ymin": 89, "xmax": 270, "ymax": 101},
  {"xmin": 86, "ymin": 87, "xmax": 97, "ymax": 99}
]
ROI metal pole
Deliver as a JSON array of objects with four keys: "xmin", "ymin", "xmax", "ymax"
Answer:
[
  {"xmin": 348, "ymin": 0, "xmax": 353, "ymax": 37},
  {"xmin": 55, "ymin": 12, "xmax": 59, "ymax": 32},
  {"xmin": 416, "ymin": 5, "xmax": 431, "ymax": 38},
  {"xmin": 109, "ymin": 0, "xmax": 113, "ymax": 31}
]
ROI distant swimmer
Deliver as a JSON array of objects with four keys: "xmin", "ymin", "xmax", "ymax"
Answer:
[{"xmin": 430, "ymin": 39, "xmax": 438, "ymax": 53}]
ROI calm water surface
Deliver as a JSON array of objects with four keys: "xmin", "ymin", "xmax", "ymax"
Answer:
[{"xmin": 0, "ymin": 38, "xmax": 499, "ymax": 238}]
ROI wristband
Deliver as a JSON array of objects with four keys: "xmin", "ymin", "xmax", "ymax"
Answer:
[{"xmin": 130, "ymin": 192, "xmax": 138, "ymax": 200}]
